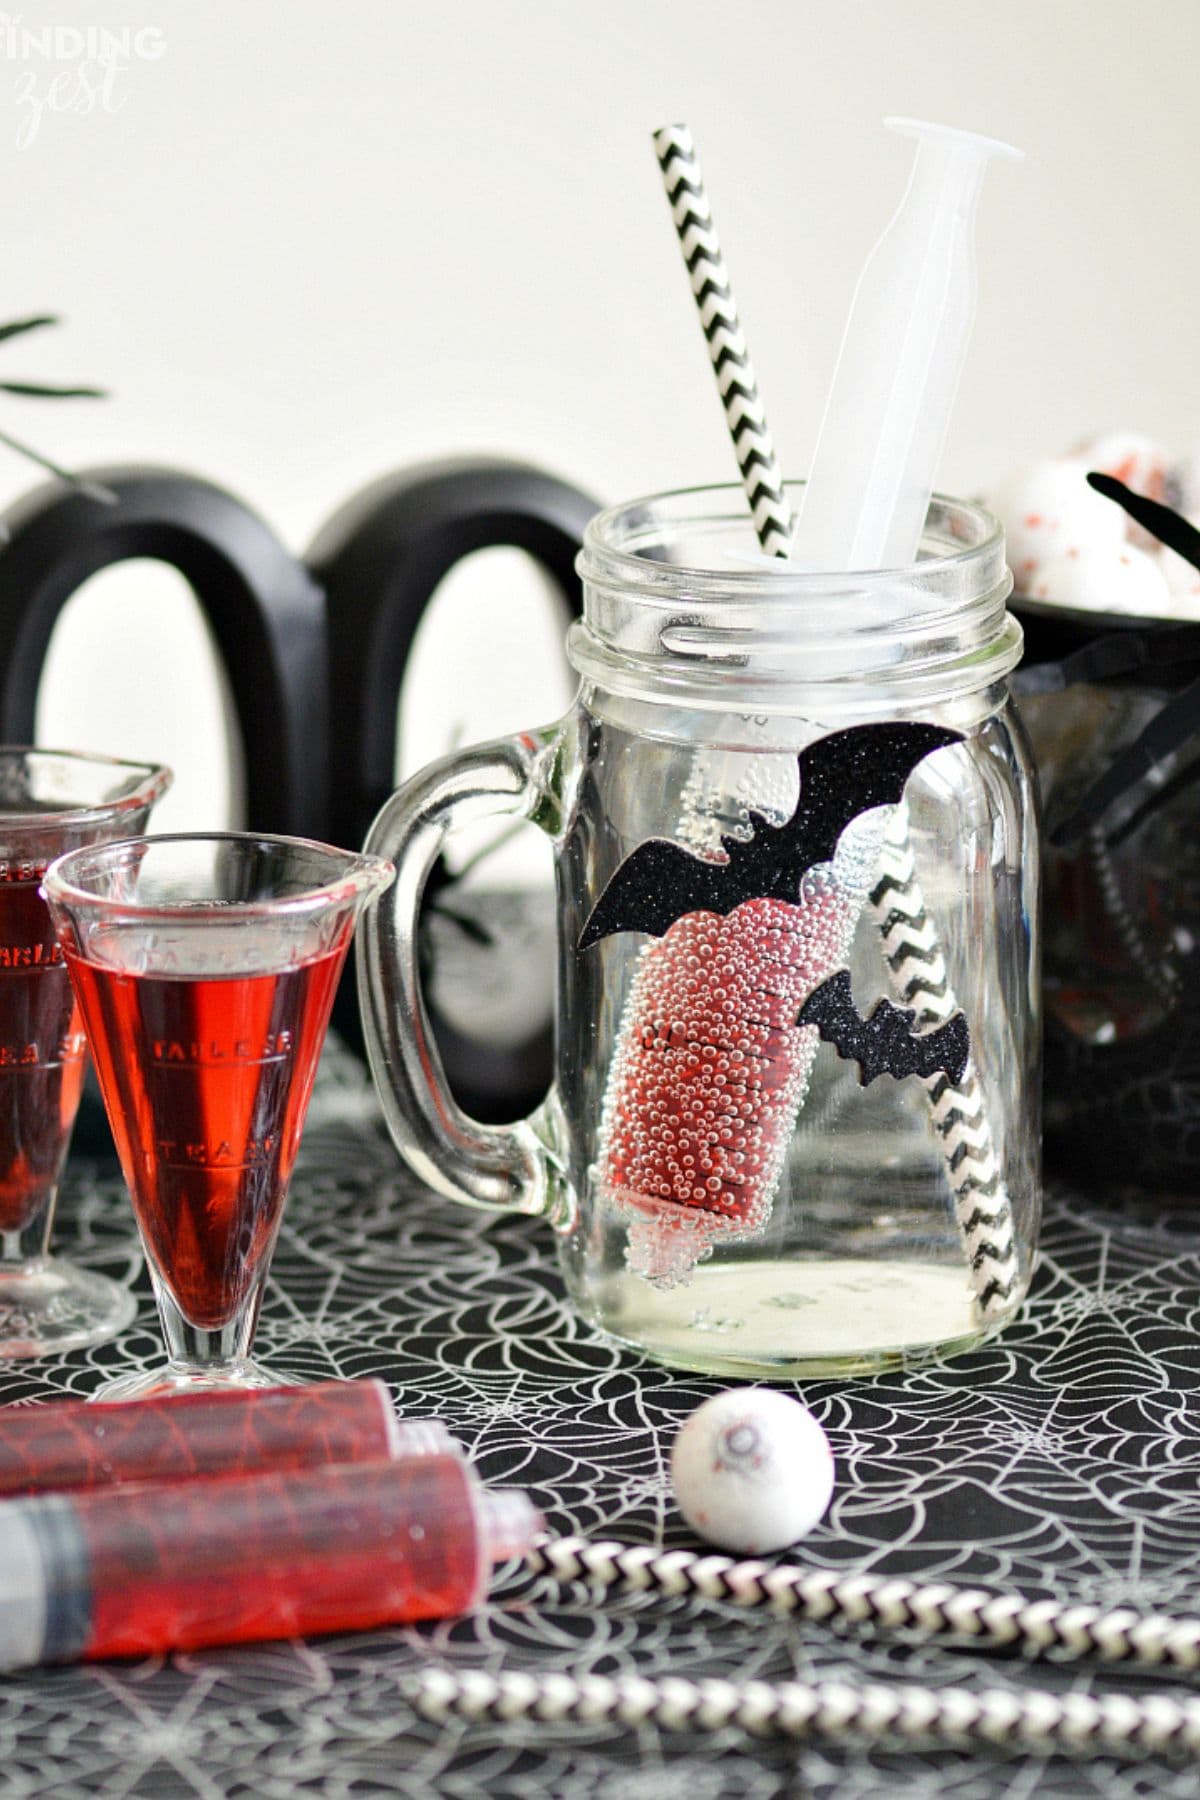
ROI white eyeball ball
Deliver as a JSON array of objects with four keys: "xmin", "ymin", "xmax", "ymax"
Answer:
[
  {"xmin": 670, "ymin": 1388, "xmax": 835, "ymax": 1555},
  {"xmin": 1026, "ymin": 541, "xmax": 1172, "ymax": 617},
  {"xmin": 989, "ymin": 458, "xmax": 1126, "ymax": 595}
]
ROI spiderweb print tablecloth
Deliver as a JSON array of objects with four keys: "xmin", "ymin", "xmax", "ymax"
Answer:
[{"xmin": 4, "ymin": 1042, "xmax": 1200, "ymax": 1798}]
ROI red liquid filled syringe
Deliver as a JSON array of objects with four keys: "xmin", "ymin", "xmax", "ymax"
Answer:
[
  {"xmin": 0, "ymin": 1454, "xmax": 540, "ymax": 1664},
  {"xmin": 0, "ymin": 1379, "xmax": 452, "ymax": 1494}
]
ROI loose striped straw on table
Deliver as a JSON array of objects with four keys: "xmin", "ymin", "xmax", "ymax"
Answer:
[
  {"xmin": 652, "ymin": 122, "xmax": 1016, "ymax": 1321},
  {"xmin": 408, "ymin": 1534, "xmax": 1200, "ymax": 1760},
  {"xmin": 412, "ymin": 1664, "xmax": 1200, "ymax": 1760},
  {"xmin": 529, "ymin": 1535, "xmax": 1200, "ymax": 1673}
]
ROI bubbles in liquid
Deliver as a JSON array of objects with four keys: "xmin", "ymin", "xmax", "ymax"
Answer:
[
  {"xmin": 833, "ymin": 806, "xmax": 890, "ymax": 895},
  {"xmin": 599, "ymin": 880, "xmax": 863, "ymax": 1288},
  {"xmin": 676, "ymin": 752, "xmax": 800, "ymax": 860}
]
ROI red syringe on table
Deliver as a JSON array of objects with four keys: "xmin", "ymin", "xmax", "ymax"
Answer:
[{"xmin": 0, "ymin": 1452, "xmax": 539, "ymax": 1666}]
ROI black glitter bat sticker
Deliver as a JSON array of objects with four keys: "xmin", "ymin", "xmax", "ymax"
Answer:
[
  {"xmin": 798, "ymin": 969, "xmax": 970, "ymax": 1087},
  {"xmin": 579, "ymin": 719, "xmax": 970, "ymax": 1089},
  {"xmin": 578, "ymin": 721, "xmax": 962, "ymax": 950}
]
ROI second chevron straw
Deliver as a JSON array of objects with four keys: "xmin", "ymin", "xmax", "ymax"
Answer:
[{"xmin": 648, "ymin": 118, "xmax": 1020, "ymax": 1320}]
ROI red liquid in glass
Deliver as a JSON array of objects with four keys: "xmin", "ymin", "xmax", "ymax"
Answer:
[
  {"xmin": 0, "ymin": 880, "xmax": 87, "ymax": 1234},
  {"xmin": 65, "ymin": 946, "xmax": 345, "ymax": 1329}
]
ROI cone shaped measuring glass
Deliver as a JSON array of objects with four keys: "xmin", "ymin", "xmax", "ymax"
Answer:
[{"xmin": 43, "ymin": 833, "xmax": 393, "ymax": 1400}]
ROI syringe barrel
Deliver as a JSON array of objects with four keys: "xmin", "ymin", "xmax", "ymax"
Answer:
[
  {"xmin": 0, "ymin": 1454, "xmax": 540, "ymax": 1664},
  {"xmin": 795, "ymin": 117, "xmax": 1020, "ymax": 574},
  {"xmin": 0, "ymin": 1379, "xmax": 454, "ymax": 1494}
]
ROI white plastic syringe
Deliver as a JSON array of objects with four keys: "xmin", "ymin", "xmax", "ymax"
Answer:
[{"xmin": 794, "ymin": 118, "xmax": 1021, "ymax": 573}]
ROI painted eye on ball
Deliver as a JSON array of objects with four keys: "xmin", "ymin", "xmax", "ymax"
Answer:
[{"xmin": 714, "ymin": 1420, "xmax": 765, "ymax": 1475}]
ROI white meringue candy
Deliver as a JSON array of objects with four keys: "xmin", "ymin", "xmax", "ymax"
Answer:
[
  {"xmin": 989, "ymin": 458, "xmax": 1126, "ymax": 595},
  {"xmin": 1075, "ymin": 431, "xmax": 1171, "ymax": 552},
  {"xmin": 1076, "ymin": 429, "xmax": 1171, "ymax": 501},
  {"xmin": 670, "ymin": 1387, "xmax": 835, "ymax": 1554},
  {"xmin": 1167, "ymin": 446, "xmax": 1200, "ymax": 519},
  {"xmin": 1157, "ymin": 520, "xmax": 1200, "ymax": 609},
  {"xmin": 1158, "ymin": 549, "xmax": 1200, "ymax": 619},
  {"xmin": 1027, "ymin": 540, "xmax": 1172, "ymax": 617}
]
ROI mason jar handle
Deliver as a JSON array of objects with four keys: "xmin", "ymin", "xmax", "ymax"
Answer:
[{"xmin": 358, "ymin": 728, "xmax": 569, "ymax": 1225}]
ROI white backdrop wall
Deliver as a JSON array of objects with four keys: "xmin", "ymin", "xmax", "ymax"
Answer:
[{"xmin": 3, "ymin": 0, "xmax": 1198, "ymax": 833}]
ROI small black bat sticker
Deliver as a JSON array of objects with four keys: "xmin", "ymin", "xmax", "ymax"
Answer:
[
  {"xmin": 798, "ymin": 969, "xmax": 970, "ymax": 1087},
  {"xmin": 578, "ymin": 721, "xmax": 962, "ymax": 951}
]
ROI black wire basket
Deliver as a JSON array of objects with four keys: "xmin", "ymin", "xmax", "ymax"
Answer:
[{"xmin": 1012, "ymin": 478, "xmax": 1200, "ymax": 1199}]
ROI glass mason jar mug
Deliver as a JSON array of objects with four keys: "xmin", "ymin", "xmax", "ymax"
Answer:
[{"xmin": 360, "ymin": 484, "xmax": 1041, "ymax": 1377}]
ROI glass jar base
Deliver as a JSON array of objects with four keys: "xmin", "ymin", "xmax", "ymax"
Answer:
[
  {"xmin": 91, "ymin": 1358, "xmax": 305, "ymax": 1403},
  {"xmin": 0, "ymin": 1257, "xmax": 136, "ymax": 1360},
  {"xmin": 580, "ymin": 1256, "xmax": 1018, "ymax": 1378}
]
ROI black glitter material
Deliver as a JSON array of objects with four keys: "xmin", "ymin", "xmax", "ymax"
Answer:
[
  {"xmin": 798, "ymin": 968, "xmax": 970, "ymax": 1086},
  {"xmin": 577, "ymin": 721, "xmax": 962, "ymax": 951}
]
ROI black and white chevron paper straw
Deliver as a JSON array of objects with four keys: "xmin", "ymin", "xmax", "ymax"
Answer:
[
  {"xmin": 403, "ymin": 1531, "xmax": 1200, "ymax": 1758},
  {"xmin": 869, "ymin": 809, "xmax": 1020, "ymax": 1320},
  {"xmin": 531, "ymin": 1535, "xmax": 1200, "ymax": 1674},
  {"xmin": 651, "ymin": 121, "xmax": 799, "ymax": 856},
  {"xmin": 413, "ymin": 1664, "xmax": 1200, "ymax": 1760},
  {"xmin": 653, "ymin": 124, "xmax": 793, "ymax": 557}
]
